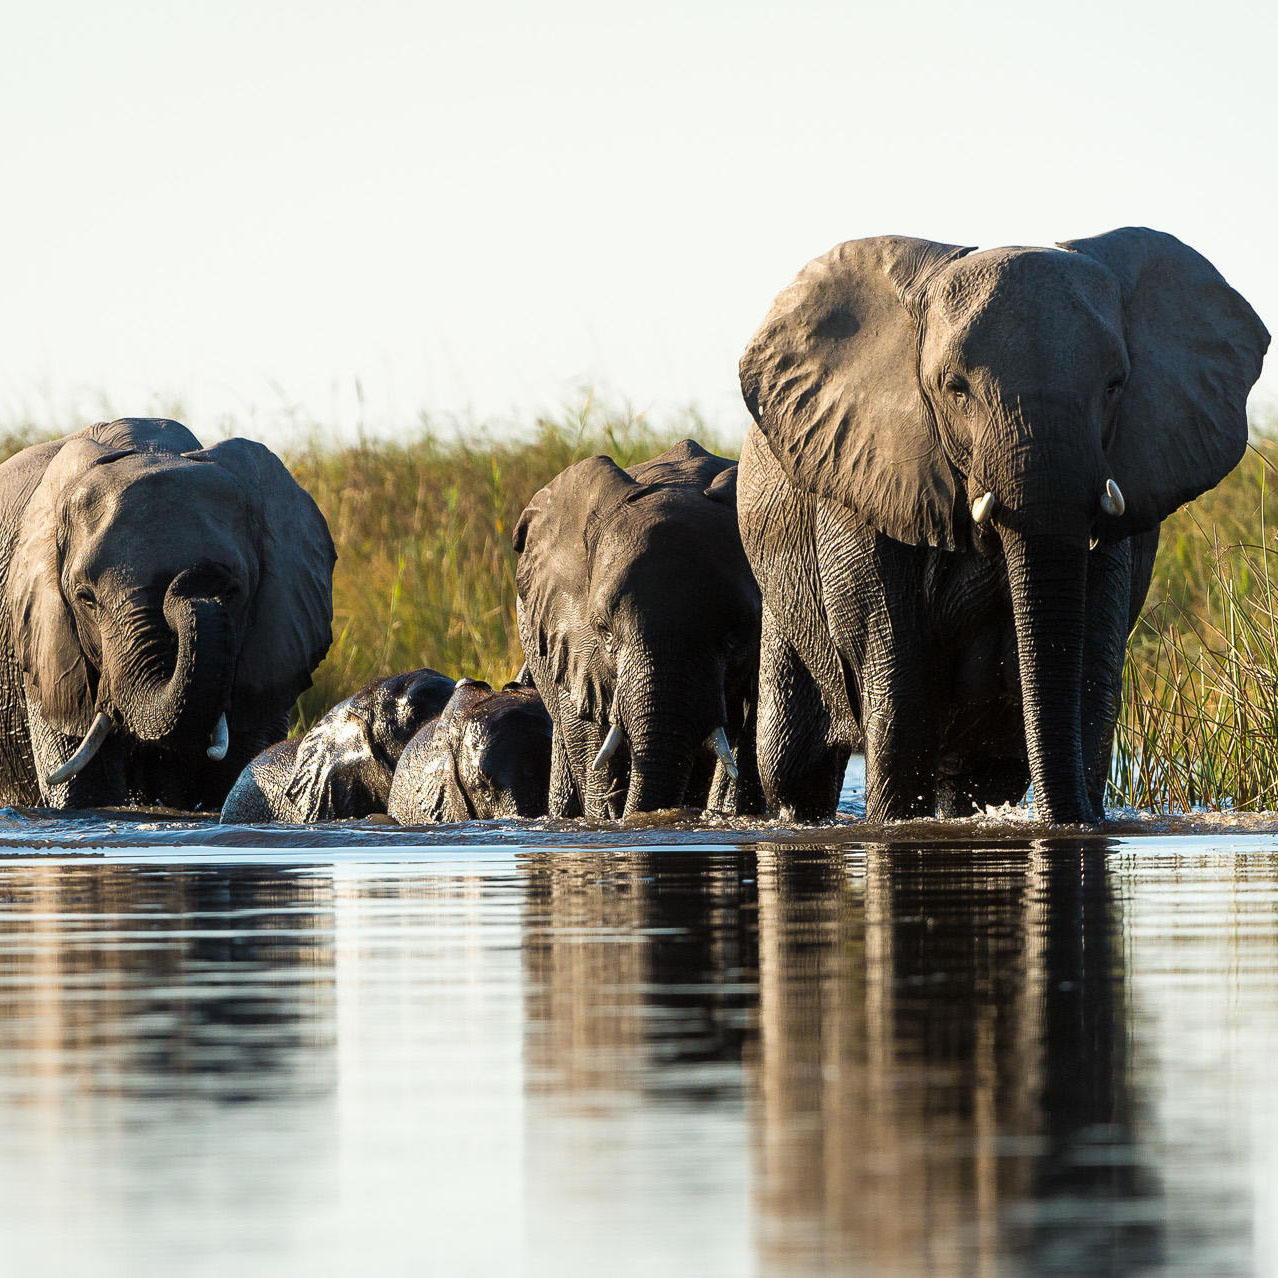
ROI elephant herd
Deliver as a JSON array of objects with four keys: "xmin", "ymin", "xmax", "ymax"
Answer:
[{"xmin": 0, "ymin": 227, "xmax": 1267, "ymax": 827}]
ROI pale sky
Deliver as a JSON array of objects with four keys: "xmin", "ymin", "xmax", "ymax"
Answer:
[{"xmin": 2, "ymin": 0, "xmax": 1274, "ymax": 442}]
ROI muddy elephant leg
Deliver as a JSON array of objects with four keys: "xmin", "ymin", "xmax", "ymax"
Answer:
[
  {"xmin": 860, "ymin": 639, "xmax": 939, "ymax": 822},
  {"xmin": 548, "ymin": 726, "xmax": 582, "ymax": 819},
  {"xmin": 757, "ymin": 610, "xmax": 846, "ymax": 821}
]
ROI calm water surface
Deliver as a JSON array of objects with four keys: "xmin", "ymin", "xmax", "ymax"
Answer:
[{"xmin": 1, "ymin": 800, "xmax": 1277, "ymax": 1276}]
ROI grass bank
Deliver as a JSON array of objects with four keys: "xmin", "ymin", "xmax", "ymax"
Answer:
[{"xmin": 3, "ymin": 402, "xmax": 1275, "ymax": 811}]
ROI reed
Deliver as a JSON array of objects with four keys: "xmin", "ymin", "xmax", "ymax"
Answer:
[
  {"xmin": 4, "ymin": 402, "xmax": 1277, "ymax": 809},
  {"xmin": 1110, "ymin": 438, "xmax": 1278, "ymax": 811},
  {"xmin": 286, "ymin": 400, "xmax": 725, "ymax": 726}
]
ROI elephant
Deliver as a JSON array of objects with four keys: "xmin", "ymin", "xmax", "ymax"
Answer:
[
  {"xmin": 513, "ymin": 439, "xmax": 764, "ymax": 819},
  {"xmin": 387, "ymin": 676, "xmax": 553, "ymax": 822},
  {"xmin": 0, "ymin": 417, "xmax": 335, "ymax": 811},
  {"xmin": 220, "ymin": 667, "xmax": 456, "ymax": 822},
  {"xmin": 737, "ymin": 228, "xmax": 1269, "ymax": 825}
]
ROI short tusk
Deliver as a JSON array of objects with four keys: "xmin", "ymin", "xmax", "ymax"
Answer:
[
  {"xmin": 515, "ymin": 662, "xmax": 531, "ymax": 684},
  {"xmin": 707, "ymin": 726, "xmax": 739, "ymax": 782},
  {"xmin": 1089, "ymin": 536, "xmax": 1099, "ymax": 551},
  {"xmin": 591, "ymin": 722, "xmax": 624, "ymax": 771},
  {"xmin": 46, "ymin": 711, "xmax": 114, "ymax": 787},
  {"xmin": 1100, "ymin": 478, "xmax": 1125, "ymax": 518},
  {"xmin": 207, "ymin": 713, "xmax": 229, "ymax": 761},
  {"xmin": 971, "ymin": 491, "xmax": 996, "ymax": 526}
]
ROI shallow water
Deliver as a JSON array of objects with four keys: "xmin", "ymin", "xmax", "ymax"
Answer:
[{"xmin": 1, "ymin": 803, "xmax": 1277, "ymax": 1277}]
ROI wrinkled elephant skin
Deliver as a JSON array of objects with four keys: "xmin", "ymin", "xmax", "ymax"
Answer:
[{"xmin": 220, "ymin": 668, "xmax": 456, "ymax": 823}]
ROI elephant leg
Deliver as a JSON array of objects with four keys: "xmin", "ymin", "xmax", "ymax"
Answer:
[
  {"xmin": 859, "ymin": 632, "xmax": 940, "ymax": 822},
  {"xmin": 1081, "ymin": 538, "xmax": 1145, "ymax": 820},
  {"xmin": 936, "ymin": 755, "xmax": 1030, "ymax": 817},
  {"xmin": 757, "ymin": 611, "xmax": 846, "ymax": 821},
  {"xmin": 547, "ymin": 726, "xmax": 581, "ymax": 819}
]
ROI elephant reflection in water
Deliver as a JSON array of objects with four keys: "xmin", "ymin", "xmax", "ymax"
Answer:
[
  {"xmin": 520, "ymin": 849, "xmax": 757, "ymax": 1097},
  {"xmin": 0, "ymin": 864, "xmax": 334, "ymax": 1100},
  {"xmin": 519, "ymin": 841, "xmax": 1162, "ymax": 1272},
  {"xmin": 750, "ymin": 842, "xmax": 1162, "ymax": 1274}
]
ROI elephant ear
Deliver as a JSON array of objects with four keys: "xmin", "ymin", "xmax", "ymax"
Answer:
[
  {"xmin": 283, "ymin": 705, "xmax": 370, "ymax": 820},
  {"xmin": 703, "ymin": 465, "xmax": 738, "ymax": 507},
  {"xmin": 1061, "ymin": 227, "xmax": 1270, "ymax": 534},
  {"xmin": 8, "ymin": 437, "xmax": 127, "ymax": 736},
  {"xmin": 740, "ymin": 236, "xmax": 974, "ymax": 550},
  {"xmin": 190, "ymin": 439, "xmax": 336, "ymax": 724},
  {"xmin": 512, "ymin": 455, "xmax": 639, "ymax": 723}
]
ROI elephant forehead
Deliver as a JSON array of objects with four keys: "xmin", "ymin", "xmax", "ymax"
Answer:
[
  {"xmin": 66, "ymin": 457, "xmax": 254, "ymax": 552},
  {"xmin": 927, "ymin": 245, "xmax": 1124, "ymax": 340},
  {"xmin": 67, "ymin": 457, "xmax": 252, "ymax": 536}
]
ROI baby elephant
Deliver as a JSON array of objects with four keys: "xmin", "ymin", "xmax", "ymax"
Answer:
[
  {"xmin": 220, "ymin": 668, "xmax": 455, "ymax": 823},
  {"xmin": 388, "ymin": 678, "xmax": 552, "ymax": 823}
]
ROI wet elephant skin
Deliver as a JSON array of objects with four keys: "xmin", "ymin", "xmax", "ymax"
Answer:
[
  {"xmin": 221, "ymin": 668, "xmax": 455, "ymax": 822},
  {"xmin": 388, "ymin": 678, "xmax": 552, "ymax": 823}
]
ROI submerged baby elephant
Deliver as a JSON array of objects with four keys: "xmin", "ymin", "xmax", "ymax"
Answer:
[
  {"xmin": 220, "ymin": 668, "xmax": 455, "ymax": 823},
  {"xmin": 388, "ymin": 678, "xmax": 552, "ymax": 823}
]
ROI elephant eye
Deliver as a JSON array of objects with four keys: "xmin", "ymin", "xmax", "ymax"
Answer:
[
  {"xmin": 1105, "ymin": 375, "xmax": 1126, "ymax": 400},
  {"xmin": 74, "ymin": 588, "xmax": 96, "ymax": 609},
  {"xmin": 945, "ymin": 374, "xmax": 970, "ymax": 403}
]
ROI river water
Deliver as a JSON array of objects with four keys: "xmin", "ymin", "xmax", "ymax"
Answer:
[{"xmin": 1, "ymin": 791, "xmax": 1277, "ymax": 1275}]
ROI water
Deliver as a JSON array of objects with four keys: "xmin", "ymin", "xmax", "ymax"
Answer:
[{"xmin": 1, "ymin": 803, "xmax": 1277, "ymax": 1277}]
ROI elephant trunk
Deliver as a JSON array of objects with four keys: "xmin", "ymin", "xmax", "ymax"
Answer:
[
  {"xmin": 617, "ymin": 665, "xmax": 712, "ymax": 818},
  {"xmin": 1002, "ymin": 528, "xmax": 1095, "ymax": 824},
  {"xmin": 104, "ymin": 572, "xmax": 236, "ymax": 748}
]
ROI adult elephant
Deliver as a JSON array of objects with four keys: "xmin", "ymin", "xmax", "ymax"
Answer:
[
  {"xmin": 738, "ymin": 229, "xmax": 1269, "ymax": 824},
  {"xmin": 0, "ymin": 417, "xmax": 335, "ymax": 810},
  {"xmin": 514, "ymin": 440, "xmax": 763, "ymax": 819},
  {"xmin": 387, "ymin": 676, "xmax": 552, "ymax": 823},
  {"xmin": 220, "ymin": 668, "xmax": 455, "ymax": 822}
]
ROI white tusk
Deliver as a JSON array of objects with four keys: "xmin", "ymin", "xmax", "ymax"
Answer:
[
  {"xmin": 207, "ymin": 713, "xmax": 229, "ymax": 761},
  {"xmin": 971, "ymin": 491, "xmax": 996, "ymax": 526},
  {"xmin": 1100, "ymin": 478, "xmax": 1125, "ymax": 518},
  {"xmin": 591, "ymin": 723, "xmax": 624, "ymax": 771},
  {"xmin": 516, "ymin": 662, "xmax": 531, "ymax": 684},
  {"xmin": 46, "ymin": 711, "xmax": 114, "ymax": 787},
  {"xmin": 1089, "ymin": 536, "xmax": 1099, "ymax": 551},
  {"xmin": 706, "ymin": 727, "xmax": 739, "ymax": 782}
]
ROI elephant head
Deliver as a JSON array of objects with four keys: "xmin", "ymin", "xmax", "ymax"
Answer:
[
  {"xmin": 740, "ymin": 230, "xmax": 1269, "ymax": 823},
  {"xmin": 281, "ymin": 667, "xmax": 456, "ymax": 820},
  {"xmin": 513, "ymin": 440, "xmax": 761, "ymax": 818},
  {"xmin": 8, "ymin": 418, "xmax": 336, "ymax": 800},
  {"xmin": 387, "ymin": 677, "xmax": 552, "ymax": 822}
]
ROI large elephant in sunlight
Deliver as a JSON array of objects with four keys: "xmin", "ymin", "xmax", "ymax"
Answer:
[
  {"xmin": 0, "ymin": 418, "xmax": 335, "ymax": 810},
  {"xmin": 514, "ymin": 440, "xmax": 763, "ymax": 819},
  {"xmin": 738, "ymin": 228, "xmax": 1269, "ymax": 824}
]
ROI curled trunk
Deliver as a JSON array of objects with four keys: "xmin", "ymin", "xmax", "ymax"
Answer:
[
  {"xmin": 103, "ymin": 576, "xmax": 235, "ymax": 749},
  {"xmin": 1002, "ymin": 529, "xmax": 1095, "ymax": 825}
]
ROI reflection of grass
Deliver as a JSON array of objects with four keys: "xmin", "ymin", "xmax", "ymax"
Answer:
[{"xmin": 4, "ymin": 404, "xmax": 1277, "ymax": 808}]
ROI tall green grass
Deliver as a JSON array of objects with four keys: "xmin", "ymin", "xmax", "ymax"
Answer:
[
  {"xmin": 288, "ymin": 401, "xmax": 724, "ymax": 726},
  {"xmin": 1111, "ymin": 439, "xmax": 1278, "ymax": 811},
  {"xmin": 3, "ymin": 402, "xmax": 1277, "ymax": 810}
]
